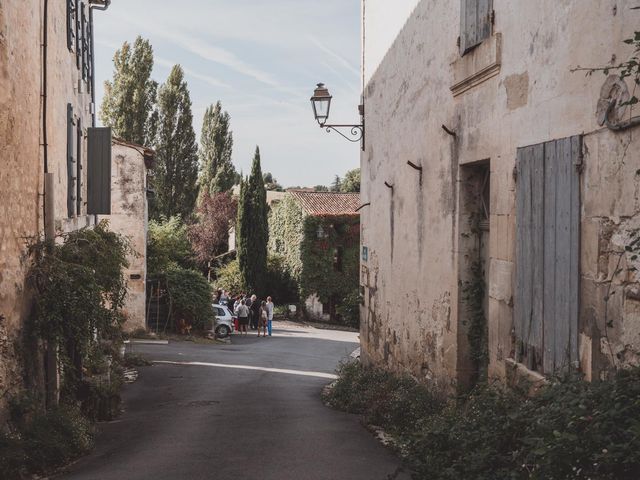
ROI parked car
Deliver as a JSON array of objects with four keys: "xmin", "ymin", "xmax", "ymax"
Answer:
[{"xmin": 212, "ymin": 303, "xmax": 235, "ymax": 338}]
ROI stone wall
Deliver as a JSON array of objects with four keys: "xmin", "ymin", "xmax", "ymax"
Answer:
[
  {"xmin": 360, "ymin": 0, "xmax": 640, "ymax": 388},
  {"xmin": 100, "ymin": 140, "xmax": 149, "ymax": 332},
  {"xmin": 0, "ymin": 0, "xmax": 101, "ymax": 416}
]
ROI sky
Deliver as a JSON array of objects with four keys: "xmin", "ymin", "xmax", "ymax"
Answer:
[{"xmin": 93, "ymin": 0, "xmax": 362, "ymax": 188}]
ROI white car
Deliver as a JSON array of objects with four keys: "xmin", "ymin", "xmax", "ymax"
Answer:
[{"xmin": 212, "ymin": 303, "xmax": 235, "ymax": 338}]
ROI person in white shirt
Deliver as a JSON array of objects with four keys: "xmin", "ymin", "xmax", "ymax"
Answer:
[
  {"xmin": 235, "ymin": 300, "xmax": 250, "ymax": 335},
  {"xmin": 266, "ymin": 296, "xmax": 274, "ymax": 336}
]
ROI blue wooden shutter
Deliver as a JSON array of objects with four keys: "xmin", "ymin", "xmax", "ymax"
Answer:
[
  {"xmin": 515, "ymin": 136, "xmax": 581, "ymax": 374},
  {"xmin": 460, "ymin": 0, "xmax": 493, "ymax": 55},
  {"xmin": 67, "ymin": 104, "xmax": 76, "ymax": 218},
  {"xmin": 87, "ymin": 127, "xmax": 112, "ymax": 215}
]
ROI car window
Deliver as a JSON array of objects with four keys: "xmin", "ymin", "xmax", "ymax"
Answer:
[{"xmin": 214, "ymin": 307, "xmax": 225, "ymax": 316}]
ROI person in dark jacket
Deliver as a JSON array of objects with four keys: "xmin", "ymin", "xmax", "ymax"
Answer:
[{"xmin": 249, "ymin": 294, "xmax": 260, "ymax": 330}]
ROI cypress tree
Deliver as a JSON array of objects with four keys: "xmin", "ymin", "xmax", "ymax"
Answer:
[
  {"xmin": 151, "ymin": 65, "xmax": 199, "ymax": 220},
  {"xmin": 100, "ymin": 36, "xmax": 158, "ymax": 146},
  {"xmin": 198, "ymin": 102, "xmax": 236, "ymax": 198},
  {"xmin": 237, "ymin": 147, "xmax": 268, "ymax": 294}
]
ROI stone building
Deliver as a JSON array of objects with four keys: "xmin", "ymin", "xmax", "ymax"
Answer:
[
  {"xmin": 359, "ymin": 0, "xmax": 640, "ymax": 390},
  {"xmin": 0, "ymin": 0, "xmax": 112, "ymax": 416},
  {"xmin": 269, "ymin": 191, "xmax": 360, "ymax": 322},
  {"xmin": 100, "ymin": 138, "xmax": 154, "ymax": 332}
]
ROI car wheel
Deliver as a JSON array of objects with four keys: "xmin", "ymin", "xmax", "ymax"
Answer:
[{"xmin": 216, "ymin": 325, "xmax": 231, "ymax": 338}]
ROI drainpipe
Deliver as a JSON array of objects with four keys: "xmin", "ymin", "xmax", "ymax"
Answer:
[{"xmin": 88, "ymin": 0, "xmax": 111, "ymax": 127}]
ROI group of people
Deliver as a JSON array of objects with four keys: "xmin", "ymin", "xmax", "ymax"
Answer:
[{"xmin": 215, "ymin": 290, "xmax": 274, "ymax": 337}]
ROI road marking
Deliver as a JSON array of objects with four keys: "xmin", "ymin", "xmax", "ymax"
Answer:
[{"xmin": 152, "ymin": 360, "xmax": 338, "ymax": 379}]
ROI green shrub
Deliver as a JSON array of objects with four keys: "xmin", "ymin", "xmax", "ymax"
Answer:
[
  {"xmin": 0, "ymin": 403, "xmax": 93, "ymax": 479},
  {"xmin": 214, "ymin": 258, "xmax": 245, "ymax": 293},
  {"xmin": 325, "ymin": 363, "xmax": 640, "ymax": 480},
  {"xmin": 336, "ymin": 288, "xmax": 361, "ymax": 329},
  {"xmin": 165, "ymin": 265, "xmax": 213, "ymax": 329}
]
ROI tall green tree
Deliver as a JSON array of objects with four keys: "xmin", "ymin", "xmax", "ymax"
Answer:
[
  {"xmin": 330, "ymin": 175, "xmax": 342, "ymax": 192},
  {"xmin": 198, "ymin": 101, "xmax": 236, "ymax": 197},
  {"xmin": 237, "ymin": 147, "xmax": 269, "ymax": 294},
  {"xmin": 151, "ymin": 65, "xmax": 199, "ymax": 220},
  {"xmin": 100, "ymin": 36, "xmax": 158, "ymax": 146},
  {"xmin": 341, "ymin": 168, "xmax": 360, "ymax": 192}
]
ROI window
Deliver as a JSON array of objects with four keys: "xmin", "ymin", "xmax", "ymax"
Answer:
[
  {"xmin": 67, "ymin": 104, "xmax": 76, "ymax": 218},
  {"xmin": 514, "ymin": 135, "xmax": 582, "ymax": 374},
  {"xmin": 460, "ymin": 0, "xmax": 493, "ymax": 55},
  {"xmin": 66, "ymin": 0, "xmax": 77, "ymax": 52}
]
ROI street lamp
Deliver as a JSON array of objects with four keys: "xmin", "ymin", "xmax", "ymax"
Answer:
[{"xmin": 310, "ymin": 83, "xmax": 364, "ymax": 150}]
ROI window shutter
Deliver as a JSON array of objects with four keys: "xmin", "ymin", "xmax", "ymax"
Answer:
[
  {"xmin": 460, "ymin": 0, "xmax": 493, "ymax": 55},
  {"xmin": 515, "ymin": 136, "xmax": 581, "ymax": 374},
  {"xmin": 66, "ymin": 0, "xmax": 77, "ymax": 52},
  {"xmin": 76, "ymin": 119, "xmax": 83, "ymax": 215},
  {"xmin": 75, "ymin": 1, "xmax": 81, "ymax": 68},
  {"xmin": 81, "ymin": 3, "xmax": 88, "ymax": 81},
  {"xmin": 86, "ymin": 14, "xmax": 93, "ymax": 93},
  {"xmin": 67, "ymin": 104, "xmax": 76, "ymax": 218},
  {"xmin": 87, "ymin": 127, "xmax": 112, "ymax": 215}
]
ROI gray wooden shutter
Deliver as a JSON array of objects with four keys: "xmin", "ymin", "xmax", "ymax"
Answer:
[
  {"xmin": 87, "ymin": 127, "xmax": 112, "ymax": 215},
  {"xmin": 67, "ymin": 0, "xmax": 77, "ymax": 52},
  {"xmin": 67, "ymin": 104, "xmax": 76, "ymax": 218},
  {"xmin": 76, "ymin": 119, "xmax": 83, "ymax": 215},
  {"xmin": 81, "ymin": 3, "xmax": 88, "ymax": 81},
  {"xmin": 460, "ymin": 0, "xmax": 493, "ymax": 55},
  {"xmin": 515, "ymin": 136, "xmax": 581, "ymax": 374}
]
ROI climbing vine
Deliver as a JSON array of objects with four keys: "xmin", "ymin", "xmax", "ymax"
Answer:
[{"xmin": 27, "ymin": 221, "xmax": 131, "ymax": 380}]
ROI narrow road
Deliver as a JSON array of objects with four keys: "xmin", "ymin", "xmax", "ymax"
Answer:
[{"xmin": 59, "ymin": 322, "xmax": 410, "ymax": 480}]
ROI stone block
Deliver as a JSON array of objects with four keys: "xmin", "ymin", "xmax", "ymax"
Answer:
[{"xmin": 489, "ymin": 258, "xmax": 513, "ymax": 304}]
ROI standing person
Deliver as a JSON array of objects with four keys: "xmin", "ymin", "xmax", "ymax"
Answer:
[
  {"xmin": 266, "ymin": 296, "xmax": 274, "ymax": 336},
  {"xmin": 250, "ymin": 294, "xmax": 260, "ymax": 330},
  {"xmin": 245, "ymin": 295, "xmax": 253, "ymax": 329},
  {"xmin": 258, "ymin": 301, "xmax": 268, "ymax": 337},
  {"xmin": 235, "ymin": 299, "xmax": 250, "ymax": 335},
  {"xmin": 220, "ymin": 290, "xmax": 229, "ymax": 306}
]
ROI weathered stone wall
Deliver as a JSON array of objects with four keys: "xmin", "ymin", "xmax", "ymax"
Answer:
[
  {"xmin": 0, "ymin": 0, "xmax": 43, "ymax": 417},
  {"xmin": 100, "ymin": 141, "xmax": 149, "ymax": 332},
  {"xmin": 0, "ymin": 0, "xmax": 99, "ymax": 416},
  {"xmin": 361, "ymin": 0, "xmax": 640, "ymax": 387}
]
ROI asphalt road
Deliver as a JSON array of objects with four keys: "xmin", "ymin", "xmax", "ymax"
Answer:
[{"xmin": 59, "ymin": 322, "xmax": 410, "ymax": 480}]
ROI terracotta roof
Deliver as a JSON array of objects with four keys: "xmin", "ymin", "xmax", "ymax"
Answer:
[{"xmin": 288, "ymin": 190, "xmax": 360, "ymax": 216}]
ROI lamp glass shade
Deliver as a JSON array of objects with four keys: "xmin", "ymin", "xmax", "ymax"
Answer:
[{"xmin": 311, "ymin": 83, "xmax": 332, "ymax": 125}]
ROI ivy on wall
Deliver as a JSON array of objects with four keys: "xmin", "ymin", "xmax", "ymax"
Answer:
[{"xmin": 269, "ymin": 196, "xmax": 360, "ymax": 313}]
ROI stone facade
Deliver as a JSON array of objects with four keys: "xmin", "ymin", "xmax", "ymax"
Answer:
[
  {"xmin": 360, "ymin": 0, "xmax": 640, "ymax": 389},
  {"xmin": 100, "ymin": 139, "xmax": 153, "ymax": 332},
  {"xmin": 0, "ymin": 0, "xmax": 108, "ymax": 417}
]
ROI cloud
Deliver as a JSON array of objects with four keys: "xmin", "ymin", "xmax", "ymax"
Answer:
[
  {"xmin": 308, "ymin": 35, "xmax": 360, "ymax": 78},
  {"xmin": 155, "ymin": 57, "xmax": 231, "ymax": 89}
]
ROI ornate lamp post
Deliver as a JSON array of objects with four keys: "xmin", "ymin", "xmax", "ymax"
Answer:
[{"xmin": 310, "ymin": 83, "xmax": 364, "ymax": 150}]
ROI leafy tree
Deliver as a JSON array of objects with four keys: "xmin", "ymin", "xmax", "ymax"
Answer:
[
  {"xmin": 151, "ymin": 65, "xmax": 199, "ymax": 220},
  {"xmin": 341, "ymin": 168, "xmax": 360, "ymax": 193},
  {"xmin": 147, "ymin": 216, "xmax": 194, "ymax": 275},
  {"xmin": 330, "ymin": 175, "xmax": 342, "ymax": 192},
  {"xmin": 237, "ymin": 147, "xmax": 269, "ymax": 294},
  {"xmin": 198, "ymin": 102, "xmax": 236, "ymax": 197},
  {"xmin": 100, "ymin": 36, "xmax": 158, "ymax": 146},
  {"xmin": 314, "ymin": 185, "xmax": 329, "ymax": 192},
  {"xmin": 188, "ymin": 192, "xmax": 238, "ymax": 265},
  {"xmin": 263, "ymin": 172, "xmax": 284, "ymax": 191}
]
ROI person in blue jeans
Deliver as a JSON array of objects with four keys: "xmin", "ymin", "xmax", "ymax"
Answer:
[{"xmin": 266, "ymin": 296, "xmax": 274, "ymax": 336}]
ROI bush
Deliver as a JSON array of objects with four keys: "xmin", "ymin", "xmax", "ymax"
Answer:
[
  {"xmin": 336, "ymin": 288, "xmax": 361, "ymax": 329},
  {"xmin": 325, "ymin": 363, "xmax": 640, "ymax": 480},
  {"xmin": 0, "ymin": 403, "xmax": 93, "ymax": 479},
  {"xmin": 165, "ymin": 265, "xmax": 213, "ymax": 329},
  {"xmin": 214, "ymin": 255, "xmax": 299, "ymax": 303}
]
